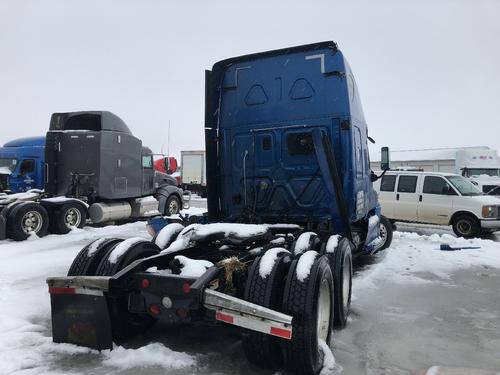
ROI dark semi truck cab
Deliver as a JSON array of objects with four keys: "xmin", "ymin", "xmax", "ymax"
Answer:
[
  {"xmin": 47, "ymin": 42, "xmax": 392, "ymax": 374},
  {"xmin": 0, "ymin": 111, "xmax": 185, "ymax": 241}
]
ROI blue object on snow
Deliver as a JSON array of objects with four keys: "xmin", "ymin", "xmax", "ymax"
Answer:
[{"xmin": 440, "ymin": 244, "xmax": 481, "ymax": 251}]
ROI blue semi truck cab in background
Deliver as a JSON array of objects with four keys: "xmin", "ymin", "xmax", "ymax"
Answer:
[{"xmin": 0, "ymin": 136, "xmax": 45, "ymax": 193}]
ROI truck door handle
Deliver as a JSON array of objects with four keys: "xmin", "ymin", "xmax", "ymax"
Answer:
[
  {"xmin": 396, "ymin": 193, "xmax": 399, "ymax": 200},
  {"xmin": 419, "ymin": 195, "xmax": 422, "ymax": 202}
]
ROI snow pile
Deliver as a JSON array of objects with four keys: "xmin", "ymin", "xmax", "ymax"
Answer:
[
  {"xmin": 155, "ymin": 223, "xmax": 184, "ymax": 249},
  {"xmin": 191, "ymin": 223, "xmax": 269, "ymax": 242},
  {"xmin": 258, "ymin": 247, "xmax": 289, "ymax": 278},
  {"xmin": 108, "ymin": 237, "xmax": 145, "ymax": 264},
  {"xmin": 162, "ymin": 223, "xmax": 200, "ymax": 254},
  {"xmin": 174, "ymin": 255, "xmax": 214, "ymax": 277},
  {"xmin": 86, "ymin": 237, "xmax": 109, "ymax": 257},
  {"xmin": 102, "ymin": 343, "xmax": 195, "ymax": 370},
  {"xmin": 368, "ymin": 215, "xmax": 380, "ymax": 229},
  {"xmin": 296, "ymin": 250, "xmax": 319, "ymax": 282},
  {"xmin": 318, "ymin": 339, "xmax": 337, "ymax": 375},
  {"xmin": 326, "ymin": 235, "xmax": 340, "ymax": 253},
  {"xmin": 270, "ymin": 236, "xmax": 286, "ymax": 245},
  {"xmin": 356, "ymin": 231, "xmax": 500, "ymax": 289},
  {"xmin": 0, "ymin": 166, "xmax": 12, "ymax": 175},
  {"xmin": 294, "ymin": 232, "xmax": 316, "ymax": 255}
]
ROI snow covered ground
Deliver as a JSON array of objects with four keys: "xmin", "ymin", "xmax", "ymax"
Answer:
[{"xmin": 0, "ymin": 212, "xmax": 499, "ymax": 374}]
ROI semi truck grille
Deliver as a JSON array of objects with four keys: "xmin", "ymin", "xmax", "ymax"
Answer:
[{"xmin": 482, "ymin": 185, "xmax": 500, "ymax": 195}]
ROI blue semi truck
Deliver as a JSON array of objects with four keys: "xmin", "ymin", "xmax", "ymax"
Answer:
[
  {"xmin": 0, "ymin": 136, "xmax": 45, "ymax": 193},
  {"xmin": 47, "ymin": 42, "xmax": 392, "ymax": 374}
]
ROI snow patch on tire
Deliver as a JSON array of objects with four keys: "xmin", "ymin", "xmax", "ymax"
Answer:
[
  {"xmin": 294, "ymin": 232, "xmax": 317, "ymax": 255},
  {"xmin": 155, "ymin": 223, "xmax": 184, "ymax": 249},
  {"xmin": 296, "ymin": 250, "xmax": 319, "ymax": 282},
  {"xmin": 258, "ymin": 247, "xmax": 290, "ymax": 278},
  {"xmin": 108, "ymin": 237, "xmax": 145, "ymax": 263},
  {"xmin": 86, "ymin": 238, "xmax": 109, "ymax": 257},
  {"xmin": 326, "ymin": 235, "xmax": 340, "ymax": 253}
]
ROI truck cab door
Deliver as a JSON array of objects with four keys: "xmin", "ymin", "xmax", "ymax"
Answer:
[
  {"xmin": 393, "ymin": 175, "xmax": 419, "ymax": 222},
  {"xmin": 417, "ymin": 175, "xmax": 455, "ymax": 224},
  {"xmin": 13, "ymin": 159, "xmax": 36, "ymax": 192}
]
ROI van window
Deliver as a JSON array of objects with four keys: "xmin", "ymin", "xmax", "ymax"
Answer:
[
  {"xmin": 380, "ymin": 175, "xmax": 396, "ymax": 192},
  {"xmin": 423, "ymin": 176, "xmax": 452, "ymax": 195},
  {"xmin": 397, "ymin": 175, "xmax": 418, "ymax": 193},
  {"xmin": 19, "ymin": 159, "xmax": 35, "ymax": 175}
]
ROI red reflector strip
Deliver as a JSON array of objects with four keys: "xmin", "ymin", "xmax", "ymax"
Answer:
[
  {"xmin": 215, "ymin": 311, "xmax": 234, "ymax": 324},
  {"xmin": 270, "ymin": 326, "xmax": 292, "ymax": 339},
  {"xmin": 49, "ymin": 287, "xmax": 75, "ymax": 295}
]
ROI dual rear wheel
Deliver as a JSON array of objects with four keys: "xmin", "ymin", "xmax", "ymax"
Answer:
[{"xmin": 243, "ymin": 233, "xmax": 353, "ymax": 374}]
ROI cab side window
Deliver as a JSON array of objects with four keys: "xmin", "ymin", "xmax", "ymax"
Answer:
[
  {"xmin": 380, "ymin": 175, "xmax": 396, "ymax": 192},
  {"xmin": 397, "ymin": 175, "xmax": 418, "ymax": 193},
  {"xmin": 142, "ymin": 155, "xmax": 153, "ymax": 169},
  {"xmin": 19, "ymin": 159, "xmax": 35, "ymax": 175},
  {"xmin": 423, "ymin": 176, "xmax": 454, "ymax": 195}
]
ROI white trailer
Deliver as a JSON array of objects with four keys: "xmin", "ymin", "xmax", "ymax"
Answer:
[
  {"xmin": 180, "ymin": 150, "xmax": 207, "ymax": 197},
  {"xmin": 370, "ymin": 146, "xmax": 500, "ymax": 196}
]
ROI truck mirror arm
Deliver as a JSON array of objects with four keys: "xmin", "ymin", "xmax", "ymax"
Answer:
[{"xmin": 370, "ymin": 168, "xmax": 389, "ymax": 182}]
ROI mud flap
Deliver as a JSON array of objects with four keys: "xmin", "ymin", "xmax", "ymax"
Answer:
[{"xmin": 49, "ymin": 288, "xmax": 113, "ymax": 350}]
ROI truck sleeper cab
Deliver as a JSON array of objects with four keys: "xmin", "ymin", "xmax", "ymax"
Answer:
[
  {"xmin": 0, "ymin": 112, "xmax": 186, "ymax": 241},
  {"xmin": 47, "ymin": 42, "xmax": 392, "ymax": 375},
  {"xmin": 374, "ymin": 170, "xmax": 500, "ymax": 238}
]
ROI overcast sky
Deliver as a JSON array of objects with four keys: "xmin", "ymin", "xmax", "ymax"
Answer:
[{"xmin": 1, "ymin": 0, "xmax": 499, "ymax": 160}]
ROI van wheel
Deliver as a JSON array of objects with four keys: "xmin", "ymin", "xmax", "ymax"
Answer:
[
  {"xmin": 50, "ymin": 203, "xmax": 87, "ymax": 234},
  {"xmin": 242, "ymin": 250, "xmax": 291, "ymax": 369},
  {"xmin": 452, "ymin": 214, "xmax": 480, "ymax": 238},
  {"xmin": 378, "ymin": 215, "xmax": 393, "ymax": 250},
  {"xmin": 282, "ymin": 254, "xmax": 334, "ymax": 375},
  {"xmin": 7, "ymin": 203, "xmax": 49, "ymax": 241}
]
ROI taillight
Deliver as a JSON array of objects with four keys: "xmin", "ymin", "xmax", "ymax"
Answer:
[
  {"xmin": 182, "ymin": 282, "xmax": 191, "ymax": 294},
  {"xmin": 141, "ymin": 278, "xmax": 150, "ymax": 289},
  {"xmin": 149, "ymin": 304, "xmax": 161, "ymax": 315}
]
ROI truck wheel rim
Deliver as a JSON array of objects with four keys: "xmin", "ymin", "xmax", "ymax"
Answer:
[
  {"xmin": 379, "ymin": 223, "xmax": 387, "ymax": 244},
  {"xmin": 22, "ymin": 211, "xmax": 43, "ymax": 234},
  {"xmin": 457, "ymin": 220, "xmax": 471, "ymax": 235},
  {"xmin": 169, "ymin": 200, "xmax": 179, "ymax": 214},
  {"xmin": 316, "ymin": 277, "xmax": 332, "ymax": 341},
  {"xmin": 342, "ymin": 255, "xmax": 351, "ymax": 310},
  {"xmin": 64, "ymin": 208, "xmax": 81, "ymax": 228}
]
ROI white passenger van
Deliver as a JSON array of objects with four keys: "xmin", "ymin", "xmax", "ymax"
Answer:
[{"xmin": 373, "ymin": 171, "xmax": 500, "ymax": 238}]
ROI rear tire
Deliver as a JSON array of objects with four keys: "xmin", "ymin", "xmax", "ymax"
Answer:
[
  {"xmin": 67, "ymin": 238, "xmax": 123, "ymax": 276},
  {"xmin": 95, "ymin": 239, "xmax": 160, "ymax": 339},
  {"xmin": 242, "ymin": 249, "xmax": 291, "ymax": 369},
  {"xmin": 7, "ymin": 203, "xmax": 49, "ymax": 241},
  {"xmin": 326, "ymin": 237, "xmax": 352, "ymax": 328},
  {"xmin": 452, "ymin": 214, "xmax": 480, "ymax": 238},
  {"xmin": 50, "ymin": 202, "xmax": 87, "ymax": 234},
  {"xmin": 282, "ymin": 254, "xmax": 334, "ymax": 375}
]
